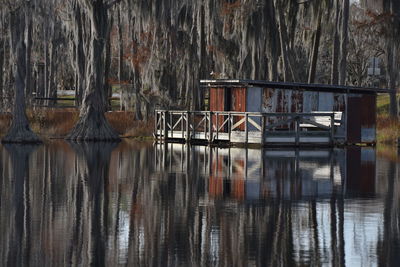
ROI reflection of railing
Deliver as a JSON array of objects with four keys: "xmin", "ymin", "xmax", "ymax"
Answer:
[{"xmin": 155, "ymin": 110, "xmax": 340, "ymax": 146}]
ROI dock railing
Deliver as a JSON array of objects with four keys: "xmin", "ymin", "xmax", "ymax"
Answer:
[{"xmin": 154, "ymin": 110, "xmax": 339, "ymax": 146}]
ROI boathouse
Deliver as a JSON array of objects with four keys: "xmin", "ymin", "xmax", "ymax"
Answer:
[{"xmin": 155, "ymin": 80, "xmax": 388, "ymax": 146}]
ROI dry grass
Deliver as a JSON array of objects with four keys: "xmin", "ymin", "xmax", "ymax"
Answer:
[
  {"xmin": 377, "ymin": 144, "xmax": 400, "ymax": 163},
  {"xmin": 123, "ymin": 119, "xmax": 154, "ymax": 138},
  {"xmin": 0, "ymin": 108, "xmax": 154, "ymax": 139},
  {"xmin": 106, "ymin": 111, "xmax": 154, "ymax": 138},
  {"xmin": 376, "ymin": 114, "xmax": 400, "ymax": 145},
  {"xmin": 27, "ymin": 108, "xmax": 79, "ymax": 137}
]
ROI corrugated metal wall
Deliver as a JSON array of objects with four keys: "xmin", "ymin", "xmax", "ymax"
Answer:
[
  {"xmin": 210, "ymin": 87, "xmax": 227, "ymax": 131},
  {"xmin": 232, "ymin": 88, "xmax": 246, "ymax": 130},
  {"xmin": 208, "ymin": 86, "xmax": 376, "ymax": 144}
]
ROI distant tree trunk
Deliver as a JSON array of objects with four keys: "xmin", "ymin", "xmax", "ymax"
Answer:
[
  {"xmin": 338, "ymin": 0, "xmax": 349, "ymax": 85},
  {"xmin": 48, "ymin": 23, "xmax": 58, "ymax": 107},
  {"xmin": 2, "ymin": 7, "xmax": 41, "ymax": 144},
  {"xmin": 116, "ymin": 6, "xmax": 123, "ymax": 111},
  {"xmin": 129, "ymin": 17, "xmax": 142, "ymax": 120},
  {"xmin": 266, "ymin": 1, "xmax": 279, "ymax": 81},
  {"xmin": 104, "ymin": 16, "xmax": 113, "ymax": 111},
  {"xmin": 274, "ymin": 0, "xmax": 298, "ymax": 82},
  {"xmin": 384, "ymin": 0, "xmax": 399, "ymax": 117},
  {"xmin": 133, "ymin": 69, "xmax": 142, "ymax": 121},
  {"xmin": 308, "ymin": 6, "xmax": 322, "ymax": 84},
  {"xmin": 0, "ymin": 36, "xmax": 4, "ymax": 109},
  {"xmin": 25, "ymin": 6, "xmax": 33, "ymax": 103},
  {"xmin": 72, "ymin": 2, "xmax": 85, "ymax": 106},
  {"xmin": 117, "ymin": 7, "xmax": 123, "ymax": 85},
  {"xmin": 67, "ymin": 0, "xmax": 120, "ymax": 141},
  {"xmin": 331, "ymin": 0, "xmax": 340, "ymax": 84},
  {"xmin": 275, "ymin": 1, "xmax": 291, "ymax": 82},
  {"xmin": 197, "ymin": 4, "xmax": 206, "ymax": 110},
  {"xmin": 44, "ymin": 25, "xmax": 50, "ymax": 105},
  {"xmin": 386, "ymin": 41, "xmax": 398, "ymax": 117}
]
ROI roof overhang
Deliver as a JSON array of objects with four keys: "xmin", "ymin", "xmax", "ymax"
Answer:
[{"xmin": 200, "ymin": 79, "xmax": 390, "ymax": 95}]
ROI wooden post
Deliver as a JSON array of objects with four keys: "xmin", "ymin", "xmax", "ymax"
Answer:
[
  {"xmin": 216, "ymin": 112, "xmax": 219, "ymax": 141},
  {"xmin": 181, "ymin": 112, "xmax": 184, "ymax": 140},
  {"xmin": 161, "ymin": 111, "xmax": 165, "ymax": 140},
  {"xmin": 245, "ymin": 113, "xmax": 249, "ymax": 145},
  {"xmin": 228, "ymin": 113, "xmax": 232, "ymax": 142},
  {"xmin": 154, "ymin": 111, "xmax": 158, "ymax": 139},
  {"xmin": 170, "ymin": 112, "xmax": 173, "ymax": 139},
  {"xmin": 209, "ymin": 111, "xmax": 213, "ymax": 143},
  {"xmin": 261, "ymin": 115, "xmax": 266, "ymax": 146},
  {"xmin": 185, "ymin": 111, "xmax": 190, "ymax": 143},
  {"xmin": 163, "ymin": 111, "xmax": 169, "ymax": 141},
  {"xmin": 330, "ymin": 112, "xmax": 335, "ymax": 145},
  {"xmin": 295, "ymin": 116, "xmax": 300, "ymax": 146},
  {"xmin": 204, "ymin": 112, "xmax": 207, "ymax": 139},
  {"xmin": 192, "ymin": 112, "xmax": 196, "ymax": 139}
]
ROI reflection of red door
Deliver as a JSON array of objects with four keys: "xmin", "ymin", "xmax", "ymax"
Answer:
[
  {"xmin": 232, "ymin": 88, "xmax": 246, "ymax": 130},
  {"xmin": 346, "ymin": 147, "xmax": 375, "ymax": 195},
  {"xmin": 347, "ymin": 97, "xmax": 361, "ymax": 143},
  {"xmin": 209, "ymin": 155, "xmax": 224, "ymax": 197}
]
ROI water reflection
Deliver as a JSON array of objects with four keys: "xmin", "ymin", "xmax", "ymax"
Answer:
[{"xmin": 0, "ymin": 141, "xmax": 398, "ymax": 266}]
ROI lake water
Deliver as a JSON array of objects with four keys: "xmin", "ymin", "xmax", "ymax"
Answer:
[{"xmin": 0, "ymin": 141, "xmax": 399, "ymax": 266}]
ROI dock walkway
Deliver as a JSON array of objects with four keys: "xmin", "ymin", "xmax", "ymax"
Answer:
[{"xmin": 154, "ymin": 110, "xmax": 344, "ymax": 146}]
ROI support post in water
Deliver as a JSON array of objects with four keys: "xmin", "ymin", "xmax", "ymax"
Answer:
[
  {"xmin": 185, "ymin": 111, "xmax": 190, "ymax": 143},
  {"xmin": 208, "ymin": 111, "xmax": 213, "ymax": 143},
  {"xmin": 163, "ymin": 111, "xmax": 169, "ymax": 141}
]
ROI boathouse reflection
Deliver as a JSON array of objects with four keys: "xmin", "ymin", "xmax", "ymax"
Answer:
[{"xmin": 155, "ymin": 143, "xmax": 377, "ymax": 201}]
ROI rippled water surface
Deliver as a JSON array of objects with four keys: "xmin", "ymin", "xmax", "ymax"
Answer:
[{"xmin": 0, "ymin": 141, "xmax": 399, "ymax": 266}]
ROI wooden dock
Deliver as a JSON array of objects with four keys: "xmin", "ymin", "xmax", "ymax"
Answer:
[{"xmin": 154, "ymin": 110, "xmax": 344, "ymax": 146}]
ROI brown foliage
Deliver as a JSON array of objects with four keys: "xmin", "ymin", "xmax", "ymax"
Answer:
[
  {"xmin": 221, "ymin": 1, "xmax": 242, "ymax": 16},
  {"xmin": 0, "ymin": 109, "xmax": 154, "ymax": 139}
]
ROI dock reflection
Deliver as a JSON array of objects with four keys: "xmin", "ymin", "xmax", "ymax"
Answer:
[{"xmin": 156, "ymin": 143, "xmax": 377, "ymax": 201}]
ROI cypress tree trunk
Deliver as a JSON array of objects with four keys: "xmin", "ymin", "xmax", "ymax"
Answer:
[
  {"xmin": 67, "ymin": 0, "xmax": 120, "ymax": 141},
  {"xmin": 117, "ymin": 5, "xmax": 123, "ymax": 111},
  {"xmin": 308, "ymin": 5, "xmax": 322, "ymax": 84},
  {"xmin": 0, "ymin": 36, "xmax": 4, "ymax": 110},
  {"xmin": 387, "ymin": 41, "xmax": 399, "ymax": 117},
  {"xmin": 25, "ymin": 6, "xmax": 33, "ymax": 102},
  {"xmin": 338, "ymin": 0, "xmax": 349, "ymax": 85},
  {"xmin": 266, "ymin": 1, "xmax": 279, "ymax": 81},
  {"xmin": 331, "ymin": 0, "xmax": 340, "ymax": 84},
  {"xmin": 2, "ymin": 7, "xmax": 41, "ymax": 144},
  {"xmin": 104, "ymin": 16, "xmax": 113, "ymax": 111},
  {"xmin": 71, "ymin": 2, "xmax": 85, "ymax": 106},
  {"xmin": 117, "ymin": 7, "xmax": 123, "ymax": 85}
]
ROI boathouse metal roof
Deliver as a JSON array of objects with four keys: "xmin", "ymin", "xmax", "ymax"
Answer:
[{"xmin": 200, "ymin": 79, "xmax": 390, "ymax": 94}]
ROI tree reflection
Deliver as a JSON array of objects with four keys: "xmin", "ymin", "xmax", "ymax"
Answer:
[
  {"xmin": 378, "ymin": 161, "xmax": 400, "ymax": 266},
  {"xmin": 68, "ymin": 141, "xmax": 118, "ymax": 267},
  {"xmin": 3, "ymin": 144, "xmax": 39, "ymax": 267},
  {"xmin": 0, "ymin": 142, "xmax": 399, "ymax": 266}
]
